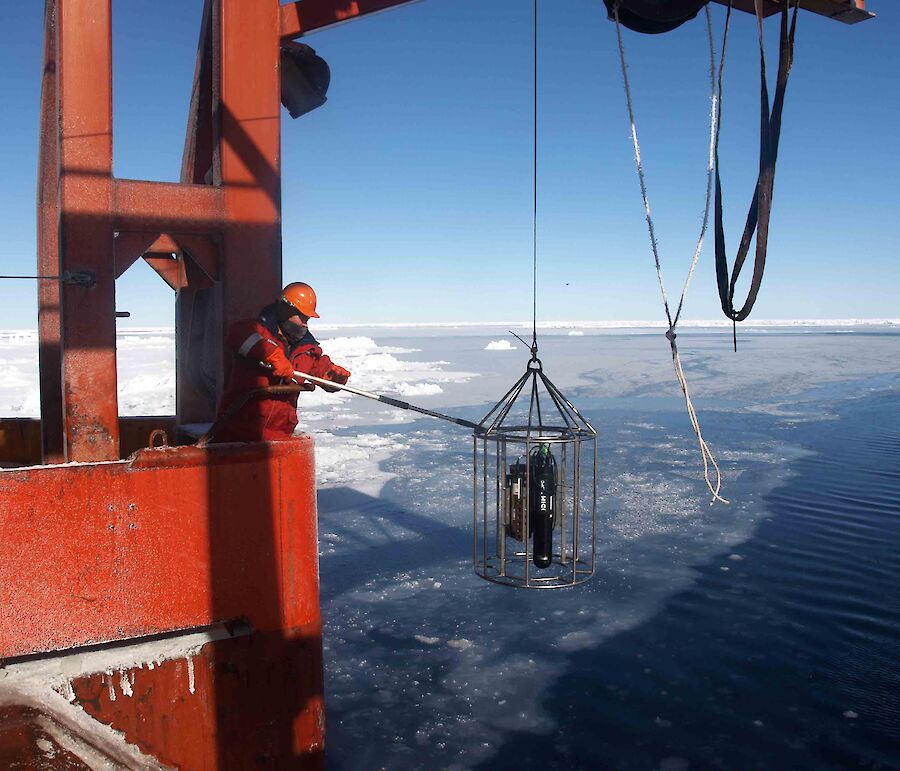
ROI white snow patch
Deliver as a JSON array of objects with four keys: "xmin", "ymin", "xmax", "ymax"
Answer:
[
  {"xmin": 1, "ymin": 624, "xmax": 237, "ymax": 700},
  {"xmin": 318, "ymin": 336, "xmax": 417, "ymax": 357},
  {"xmin": 312, "ymin": 431, "xmax": 408, "ymax": 495},
  {"xmin": 485, "ymin": 340, "xmax": 516, "ymax": 351},
  {"xmin": 395, "ymin": 382, "xmax": 443, "ymax": 396},
  {"xmin": 118, "ymin": 669, "xmax": 133, "ymax": 698},
  {"xmin": 187, "ymin": 657, "xmax": 196, "ymax": 695}
]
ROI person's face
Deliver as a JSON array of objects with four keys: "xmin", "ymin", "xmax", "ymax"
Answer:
[{"xmin": 279, "ymin": 309, "xmax": 310, "ymax": 345}]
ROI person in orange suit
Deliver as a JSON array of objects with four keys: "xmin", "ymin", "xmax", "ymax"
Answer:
[{"xmin": 212, "ymin": 282, "xmax": 351, "ymax": 442}]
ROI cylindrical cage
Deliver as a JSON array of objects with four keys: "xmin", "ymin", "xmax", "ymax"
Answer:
[{"xmin": 473, "ymin": 360, "xmax": 598, "ymax": 588}]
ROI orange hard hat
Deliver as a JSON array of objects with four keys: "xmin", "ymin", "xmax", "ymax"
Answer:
[{"xmin": 281, "ymin": 281, "xmax": 319, "ymax": 318}]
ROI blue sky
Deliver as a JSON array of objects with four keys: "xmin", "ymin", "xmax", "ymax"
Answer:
[{"xmin": 0, "ymin": 0, "xmax": 897, "ymax": 327}]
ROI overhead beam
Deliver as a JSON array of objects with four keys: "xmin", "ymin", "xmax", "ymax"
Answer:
[
  {"xmin": 710, "ymin": 0, "xmax": 873, "ymax": 24},
  {"xmin": 112, "ymin": 179, "xmax": 225, "ymax": 232},
  {"xmin": 280, "ymin": 0, "xmax": 420, "ymax": 41}
]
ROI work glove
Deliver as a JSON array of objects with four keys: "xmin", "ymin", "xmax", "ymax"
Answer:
[
  {"xmin": 326, "ymin": 365, "xmax": 350, "ymax": 385},
  {"xmin": 270, "ymin": 358, "xmax": 297, "ymax": 381},
  {"xmin": 319, "ymin": 365, "xmax": 351, "ymax": 393}
]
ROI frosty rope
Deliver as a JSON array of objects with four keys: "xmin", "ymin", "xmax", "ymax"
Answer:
[{"xmin": 613, "ymin": 3, "xmax": 729, "ymax": 505}]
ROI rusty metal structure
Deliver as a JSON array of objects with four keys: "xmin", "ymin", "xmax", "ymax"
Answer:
[
  {"xmin": 0, "ymin": 0, "xmax": 872, "ymax": 768},
  {"xmin": 0, "ymin": 1, "xmax": 420, "ymax": 768}
]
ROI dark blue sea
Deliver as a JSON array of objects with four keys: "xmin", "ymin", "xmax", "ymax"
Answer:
[{"xmin": 318, "ymin": 328, "xmax": 900, "ymax": 770}]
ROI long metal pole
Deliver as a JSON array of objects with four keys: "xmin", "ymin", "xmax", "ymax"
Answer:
[{"xmin": 294, "ymin": 370, "xmax": 481, "ymax": 432}]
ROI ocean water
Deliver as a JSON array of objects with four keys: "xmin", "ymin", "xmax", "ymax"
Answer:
[
  {"xmin": 313, "ymin": 327, "xmax": 900, "ymax": 771},
  {"xmin": 466, "ymin": 392, "xmax": 900, "ymax": 770},
  {"xmin": 1, "ymin": 324, "xmax": 898, "ymax": 768}
]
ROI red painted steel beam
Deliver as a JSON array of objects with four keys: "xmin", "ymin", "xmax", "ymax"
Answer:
[
  {"xmin": 219, "ymin": 0, "xmax": 283, "ymax": 336},
  {"xmin": 181, "ymin": 0, "xmax": 217, "ymax": 186},
  {"xmin": 0, "ymin": 439, "xmax": 320, "ymax": 657},
  {"xmin": 113, "ymin": 231, "xmax": 159, "ymax": 279},
  {"xmin": 176, "ymin": 0, "xmax": 220, "ymax": 426},
  {"xmin": 57, "ymin": 0, "xmax": 119, "ymax": 462},
  {"xmin": 36, "ymin": 0, "xmax": 64, "ymax": 464},
  {"xmin": 0, "ymin": 437, "xmax": 325, "ymax": 766},
  {"xmin": 143, "ymin": 256, "xmax": 189, "ymax": 291},
  {"xmin": 709, "ymin": 0, "xmax": 873, "ymax": 23},
  {"xmin": 112, "ymin": 179, "xmax": 225, "ymax": 233},
  {"xmin": 280, "ymin": 0, "xmax": 420, "ymax": 40},
  {"xmin": 71, "ymin": 633, "xmax": 325, "ymax": 769},
  {"xmin": 176, "ymin": 234, "xmax": 220, "ymax": 282}
]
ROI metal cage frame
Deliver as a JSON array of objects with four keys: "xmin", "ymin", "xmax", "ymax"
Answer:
[{"xmin": 473, "ymin": 357, "xmax": 598, "ymax": 588}]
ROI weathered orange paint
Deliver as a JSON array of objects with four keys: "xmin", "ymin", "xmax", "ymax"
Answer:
[
  {"xmin": 0, "ymin": 706, "xmax": 100, "ymax": 768},
  {"xmin": 280, "ymin": 0, "xmax": 420, "ymax": 40},
  {"xmin": 0, "ymin": 438, "xmax": 320, "ymax": 659},
  {"xmin": 143, "ymin": 255, "xmax": 189, "ymax": 291},
  {"xmin": 0, "ymin": 419, "xmax": 42, "ymax": 467},
  {"xmin": 0, "ymin": 417, "xmax": 179, "ymax": 467},
  {"xmin": 112, "ymin": 178, "xmax": 224, "ymax": 234},
  {"xmin": 56, "ymin": 0, "xmax": 120, "ymax": 463},
  {"xmin": 710, "ymin": 0, "xmax": 872, "ymax": 22},
  {"xmin": 69, "ymin": 631, "xmax": 325, "ymax": 770},
  {"xmin": 219, "ymin": 0, "xmax": 283, "ymax": 324},
  {"xmin": 113, "ymin": 232, "xmax": 155, "ymax": 279},
  {"xmin": 36, "ymin": 0, "xmax": 64, "ymax": 466}
]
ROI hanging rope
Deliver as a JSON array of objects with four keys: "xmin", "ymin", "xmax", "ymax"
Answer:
[{"xmin": 613, "ymin": 2, "xmax": 729, "ymax": 505}]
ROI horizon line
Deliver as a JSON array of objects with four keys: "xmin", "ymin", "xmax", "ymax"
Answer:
[{"xmin": 1, "ymin": 318, "xmax": 899, "ymax": 334}]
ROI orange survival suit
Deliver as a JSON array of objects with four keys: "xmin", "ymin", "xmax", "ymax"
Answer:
[{"xmin": 213, "ymin": 303, "xmax": 349, "ymax": 442}]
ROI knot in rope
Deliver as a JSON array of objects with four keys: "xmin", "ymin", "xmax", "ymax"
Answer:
[{"xmin": 613, "ymin": 3, "xmax": 729, "ymax": 506}]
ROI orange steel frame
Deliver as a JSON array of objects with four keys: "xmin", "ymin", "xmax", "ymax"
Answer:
[
  {"xmin": 0, "ymin": 0, "xmax": 869, "ymax": 768},
  {"xmin": 35, "ymin": 0, "xmax": 420, "ymax": 466},
  {"xmin": 711, "ymin": 0, "xmax": 871, "ymax": 22},
  {"xmin": 5, "ymin": 1, "xmax": 418, "ymax": 768},
  {"xmin": 32, "ymin": 0, "xmax": 872, "ymax": 464}
]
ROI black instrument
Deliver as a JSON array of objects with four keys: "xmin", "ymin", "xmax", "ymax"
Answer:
[{"xmin": 529, "ymin": 445, "xmax": 558, "ymax": 569}]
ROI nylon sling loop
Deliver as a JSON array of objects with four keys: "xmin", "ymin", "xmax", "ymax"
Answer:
[
  {"xmin": 714, "ymin": 0, "xmax": 799, "ymax": 350},
  {"xmin": 613, "ymin": 2, "xmax": 729, "ymax": 505}
]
